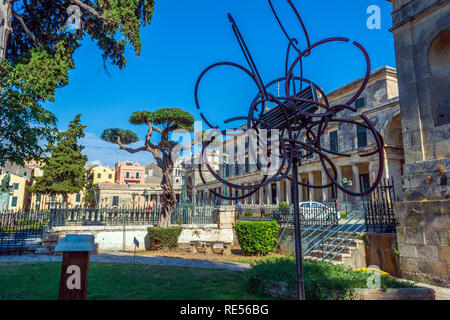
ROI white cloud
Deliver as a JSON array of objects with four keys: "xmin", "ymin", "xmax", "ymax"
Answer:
[{"xmin": 80, "ymin": 132, "xmax": 155, "ymax": 167}]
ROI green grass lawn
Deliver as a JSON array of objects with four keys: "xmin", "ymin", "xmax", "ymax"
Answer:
[{"xmin": 0, "ymin": 262, "xmax": 269, "ymax": 300}]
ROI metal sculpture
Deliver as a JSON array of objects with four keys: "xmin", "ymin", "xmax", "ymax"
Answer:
[{"xmin": 194, "ymin": 0, "xmax": 384, "ymax": 300}]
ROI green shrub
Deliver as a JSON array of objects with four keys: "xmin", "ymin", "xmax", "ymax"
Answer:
[
  {"xmin": 247, "ymin": 257, "xmax": 416, "ymax": 300},
  {"xmin": 244, "ymin": 211, "xmax": 253, "ymax": 217},
  {"xmin": 278, "ymin": 201, "xmax": 290, "ymax": 215},
  {"xmin": 147, "ymin": 227, "xmax": 183, "ymax": 250},
  {"xmin": 263, "ymin": 211, "xmax": 272, "ymax": 218},
  {"xmin": 235, "ymin": 221, "xmax": 279, "ymax": 255}
]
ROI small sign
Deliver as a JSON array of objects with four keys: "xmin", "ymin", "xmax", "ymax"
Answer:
[
  {"xmin": 133, "ymin": 237, "xmax": 139, "ymax": 248},
  {"xmin": 56, "ymin": 234, "xmax": 95, "ymax": 300}
]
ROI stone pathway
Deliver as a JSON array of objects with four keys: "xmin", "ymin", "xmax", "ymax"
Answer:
[{"xmin": 0, "ymin": 251, "xmax": 250, "ymax": 272}]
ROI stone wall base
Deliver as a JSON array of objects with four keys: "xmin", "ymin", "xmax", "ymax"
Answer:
[
  {"xmin": 364, "ymin": 232, "xmax": 401, "ymax": 277},
  {"xmin": 394, "ymin": 199, "xmax": 450, "ymax": 288}
]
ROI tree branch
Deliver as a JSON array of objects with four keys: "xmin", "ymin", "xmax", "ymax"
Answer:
[
  {"xmin": 12, "ymin": 10, "xmax": 40, "ymax": 46},
  {"xmin": 68, "ymin": 0, "xmax": 113, "ymax": 23},
  {"xmin": 116, "ymin": 136, "xmax": 146, "ymax": 154}
]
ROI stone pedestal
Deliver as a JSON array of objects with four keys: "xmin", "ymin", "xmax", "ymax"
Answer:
[
  {"xmin": 217, "ymin": 205, "xmax": 236, "ymax": 229},
  {"xmin": 216, "ymin": 205, "xmax": 237, "ymax": 245}
]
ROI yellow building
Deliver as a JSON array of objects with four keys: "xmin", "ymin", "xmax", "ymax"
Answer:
[
  {"xmin": 0, "ymin": 173, "xmax": 30, "ymax": 211},
  {"xmin": 89, "ymin": 165, "xmax": 115, "ymax": 185},
  {"xmin": 28, "ymin": 166, "xmax": 85, "ymax": 210}
]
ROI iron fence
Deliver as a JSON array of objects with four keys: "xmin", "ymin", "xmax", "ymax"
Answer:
[
  {"xmin": 365, "ymin": 177, "xmax": 398, "ymax": 233},
  {"xmin": 236, "ymin": 203, "xmax": 338, "ymax": 228},
  {"xmin": 0, "ymin": 211, "xmax": 48, "ymax": 254},
  {"xmin": 170, "ymin": 202, "xmax": 217, "ymax": 225},
  {"xmin": 49, "ymin": 207, "xmax": 161, "ymax": 227},
  {"xmin": 48, "ymin": 203, "xmax": 218, "ymax": 227}
]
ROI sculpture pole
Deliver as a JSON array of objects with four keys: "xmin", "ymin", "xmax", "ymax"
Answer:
[{"xmin": 291, "ymin": 157, "xmax": 305, "ymax": 300}]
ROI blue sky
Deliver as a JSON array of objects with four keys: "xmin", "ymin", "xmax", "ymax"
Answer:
[{"xmin": 46, "ymin": 0, "xmax": 396, "ymax": 167}]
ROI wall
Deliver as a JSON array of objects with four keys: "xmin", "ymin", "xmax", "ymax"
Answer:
[
  {"xmin": 363, "ymin": 232, "xmax": 401, "ymax": 277},
  {"xmin": 389, "ymin": 0, "xmax": 450, "ymax": 288},
  {"xmin": 52, "ymin": 225, "xmax": 151, "ymax": 252},
  {"xmin": 44, "ymin": 205, "xmax": 236, "ymax": 252}
]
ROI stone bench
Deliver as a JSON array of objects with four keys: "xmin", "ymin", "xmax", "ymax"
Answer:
[{"xmin": 189, "ymin": 240, "xmax": 232, "ymax": 256}]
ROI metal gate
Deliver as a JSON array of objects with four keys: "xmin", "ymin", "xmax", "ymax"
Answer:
[{"xmin": 364, "ymin": 177, "xmax": 398, "ymax": 233}]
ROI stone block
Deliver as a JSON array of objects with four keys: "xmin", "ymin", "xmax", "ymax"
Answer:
[
  {"xmin": 416, "ymin": 244, "xmax": 439, "ymax": 260},
  {"xmin": 400, "ymin": 256, "xmax": 419, "ymax": 272},
  {"xmin": 419, "ymin": 260, "xmax": 448, "ymax": 278},
  {"xmin": 424, "ymin": 229, "xmax": 449, "ymax": 246},
  {"xmin": 439, "ymin": 246, "xmax": 450, "ymax": 263},
  {"xmin": 398, "ymin": 243, "xmax": 419, "ymax": 258},
  {"xmin": 404, "ymin": 227, "xmax": 425, "ymax": 244},
  {"xmin": 396, "ymin": 227, "xmax": 405, "ymax": 243}
]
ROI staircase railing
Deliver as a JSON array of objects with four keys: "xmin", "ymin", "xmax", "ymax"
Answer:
[
  {"xmin": 321, "ymin": 210, "xmax": 366, "ymax": 263},
  {"xmin": 296, "ymin": 205, "xmax": 366, "ymax": 265}
]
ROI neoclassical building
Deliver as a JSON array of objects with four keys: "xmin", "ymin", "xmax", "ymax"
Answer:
[{"xmin": 185, "ymin": 66, "xmax": 404, "ymax": 207}]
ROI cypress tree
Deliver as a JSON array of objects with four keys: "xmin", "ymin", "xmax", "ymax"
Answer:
[{"xmin": 30, "ymin": 114, "xmax": 88, "ymax": 206}]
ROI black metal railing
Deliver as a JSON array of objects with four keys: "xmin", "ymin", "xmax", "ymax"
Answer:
[
  {"xmin": 48, "ymin": 203, "xmax": 218, "ymax": 227},
  {"xmin": 170, "ymin": 203, "xmax": 217, "ymax": 225},
  {"xmin": 236, "ymin": 203, "xmax": 339, "ymax": 228},
  {"xmin": 365, "ymin": 177, "xmax": 398, "ymax": 233}
]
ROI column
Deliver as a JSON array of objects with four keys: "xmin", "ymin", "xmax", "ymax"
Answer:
[
  {"xmin": 368, "ymin": 161, "xmax": 379, "ymax": 185},
  {"xmin": 337, "ymin": 167, "xmax": 345, "ymax": 205},
  {"xmin": 352, "ymin": 165, "xmax": 361, "ymax": 193},
  {"xmin": 321, "ymin": 171, "xmax": 328, "ymax": 203},
  {"xmin": 286, "ymin": 179, "xmax": 291, "ymax": 204},
  {"xmin": 308, "ymin": 171, "xmax": 314, "ymax": 201},
  {"xmin": 268, "ymin": 184, "xmax": 273, "ymax": 205},
  {"xmin": 298, "ymin": 174, "xmax": 303, "ymax": 202},
  {"xmin": 276, "ymin": 181, "xmax": 281, "ymax": 204},
  {"xmin": 259, "ymin": 186, "xmax": 264, "ymax": 205},
  {"xmin": 251, "ymin": 183, "xmax": 256, "ymax": 204}
]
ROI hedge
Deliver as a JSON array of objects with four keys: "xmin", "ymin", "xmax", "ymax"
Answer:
[
  {"xmin": 147, "ymin": 227, "xmax": 183, "ymax": 250},
  {"xmin": 235, "ymin": 221, "xmax": 279, "ymax": 255}
]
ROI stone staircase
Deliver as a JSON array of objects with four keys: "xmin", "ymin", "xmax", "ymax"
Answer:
[{"xmin": 301, "ymin": 228, "xmax": 366, "ymax": 268}]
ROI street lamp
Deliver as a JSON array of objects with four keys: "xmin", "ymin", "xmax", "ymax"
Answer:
[{"xmin": 340, "ymin": 178, "xmax": 353, "ymax": 217}]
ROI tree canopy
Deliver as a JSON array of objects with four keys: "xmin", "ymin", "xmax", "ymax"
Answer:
[
  {"xmin": 0, "ymin": 0, "xmax": 155, "ymax": 165},
  {"xmin": 101, "ymin": 107, "xmax": 196, "ymax": 227},
  {"xmin": 29, "ymin": 114, "xmax": 88, "ymax": 200}
]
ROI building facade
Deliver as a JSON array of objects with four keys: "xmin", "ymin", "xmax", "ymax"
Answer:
[
  {"xmin": 186, "ymin": 67, "xmax": 404, "ymax": 209},
  {"xmin": 89, "ymin": 165, "xmax": 115, "ymax": 184},
  {"xmin": 388, "ymin": 0, "xmax": 450, "ymax": 287},
  {"xmin": 0, "ymin": 172, "xmax": 30, "ymax": 211},
  {"xmin": 115, "ymin": 161, "xmax": 145, "ymax": 184}
]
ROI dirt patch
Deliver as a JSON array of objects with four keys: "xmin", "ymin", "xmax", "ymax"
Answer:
[{"xmin": 127, "ymin": 246, "xmax": 289, "ymax": 264}]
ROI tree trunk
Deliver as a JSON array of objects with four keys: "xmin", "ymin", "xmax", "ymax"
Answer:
[
  {"xmin": 0, "ymin": 0, "xmax": 12, "ymax": 60},
  {"xmin": 158, "ymin": 155, "xmax": 175, "ymax": 228}
]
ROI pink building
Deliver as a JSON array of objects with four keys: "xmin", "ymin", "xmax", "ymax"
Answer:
[{"xmin": 115, "ymin": 161, "xmax": 145, "ymax": 184}]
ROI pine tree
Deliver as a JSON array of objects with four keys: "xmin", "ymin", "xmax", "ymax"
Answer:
[{"xmin": 30, "ymin": 114, "xmax": 88, "ymax": 206}]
